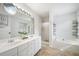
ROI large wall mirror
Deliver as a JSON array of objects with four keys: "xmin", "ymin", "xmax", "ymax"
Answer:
[
  {"xmin": 0, "ymin": 3, "xmax": 34, "ymax": 39},
  {"xmin": 10, "ymin": 7, "xmax": 34, "ymax": 38},
  {"xmin": 18, "ymin": 17, "xmax": 34, "ymax": 36}
]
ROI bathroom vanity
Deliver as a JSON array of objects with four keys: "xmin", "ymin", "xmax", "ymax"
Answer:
[
  {"xmin": 0, "ymin": 4, "xmax": 42, "ymax": 56},
  {"xmin": 0, "ymin": 36, "xmax": 41, "ymax": 56}
]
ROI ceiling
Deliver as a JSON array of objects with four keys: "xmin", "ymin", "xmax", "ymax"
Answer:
[
  {"xmin": 26, "ymin": 3, "xmax": 79, "ymax": 18},
  {"xmin": 14, "ymin": 3, "xmax": 79, "ymax": 20},
  {"xmin": 52, "ymin": 3, "xmax": 79, "ymax": 16},
  {"xmin": 26, "ymin": 3, "xmax": 53, "ymax": 18}
]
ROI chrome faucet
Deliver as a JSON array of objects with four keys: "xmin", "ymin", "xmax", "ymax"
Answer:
[{"xmin": 8, "ymin": 32, "xmax": 14, "ymax": 43}]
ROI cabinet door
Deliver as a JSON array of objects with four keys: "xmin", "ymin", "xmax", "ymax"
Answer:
[
  {"xmin": 28, "ymin": 38, "xmax": 41, "ymax": 56},
  {"xmin": 0, "ymin": 48, "xmax": 17, "ymax": 56},
  {"xmin": 35, "ymin": 37, "xmax": 41, "ymax": 53},
  {"xmin": 18, "ymin": 42, "xmax": 31, "ymax": 56},
  {"xmin": 18, "ymin": 42, "xmax": 29, "ymax": 52},
  {"xmin": 18, "ymin": 48, "xmax": 29, "ymax": 56},
  {"xmin": 31, "ymin": 37, "xmax": 41, "ymax": 55},
  {"xmin": 38, "ymin": 37, "xmax": 41, "ymax": 49},
  {"xmin": 29, "ymin": 39, "xmax": 35, "ymax": 56}
]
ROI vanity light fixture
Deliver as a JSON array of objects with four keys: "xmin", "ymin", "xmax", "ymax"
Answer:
[
  {"xmin": 3, "ymin": 3, "xmax": 17, "ymax": 15},
  {"xmin": 16, "ymin": 6, "xmax": 32, "ymax": 18}
]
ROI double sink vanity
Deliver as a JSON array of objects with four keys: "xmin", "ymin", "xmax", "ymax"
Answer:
[
  {"xmin": 0, "ymin": 35, "xmax": 41, "ymax": 56},
  {"xmin": 0, "ymin": 3, "xmax": 42, "ymax": 56}
]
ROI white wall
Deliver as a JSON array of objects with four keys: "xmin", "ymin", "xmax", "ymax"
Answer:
[
  {"xmin": 41, "ymin": 16, "xmax": 49, "ymax": 41},
  {"xmin": 54, "ymin": 13, "xmax": 76, "ymax": 40},
  {"xmin": 0, "ymin": 4, "xmax": 11, "ymax": 40},
  {"xmin": 42, "ymin": 22, "xmax": 49, "ymax": 41},
  {"xmin": 49, "ymin": 8, "xmax": 54, "ymax": 47}
]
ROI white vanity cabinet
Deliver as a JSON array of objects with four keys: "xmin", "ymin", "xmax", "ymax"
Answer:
[
  {"xmin": 29, "ymin": 37, "xmax": 41, "ymax": 56},
  {"xmin": 0, "ymin": 36, "xmax": 41, "ymax": 56},
  {"xmin": 17, "ymin": 37, "xmax": 41, "ymax": 56},
  {"xmin": 0, "ymin": 48, "xmax": 17, "ymax": 56}
]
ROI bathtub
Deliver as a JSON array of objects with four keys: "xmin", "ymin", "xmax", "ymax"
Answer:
[
  {"xmin": 53, "ymin": 39, "xmax": 79, "ymax": 53},
  {"xmin": 57, "ymin": 39, "xmax": 79, "ymax": 46}
]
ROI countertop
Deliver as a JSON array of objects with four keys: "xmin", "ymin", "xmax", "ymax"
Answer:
[{"xmin": 0, "ymin": 35, "xmax": 40, "ymax": 54}]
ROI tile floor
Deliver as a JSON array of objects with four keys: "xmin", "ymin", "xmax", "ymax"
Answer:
[{"xmin": 35, "ymin": 41, "xmax": 79, "ymax": 56}]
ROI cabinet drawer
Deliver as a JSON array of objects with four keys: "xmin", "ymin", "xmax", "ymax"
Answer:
[{"xmin": 0, "ymin": 48, "xmax": 17, "ymax": 56}]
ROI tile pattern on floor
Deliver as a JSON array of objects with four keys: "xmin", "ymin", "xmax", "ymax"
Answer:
[
  {"xmin": 35, "ymin": 41, "xmax": 79, "ymax": 56},
  {"xmin": 35, "ymin": 46, "xmax": 76, "ymax": 56}
]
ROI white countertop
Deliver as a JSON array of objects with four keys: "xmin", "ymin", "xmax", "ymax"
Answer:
[{"xmin": 0, "ymin": 35, "xmax": 40, "ymax": 54}]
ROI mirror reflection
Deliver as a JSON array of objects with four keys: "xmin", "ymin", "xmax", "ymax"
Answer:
[{"xmin": 10, "ymin": 5, "xmax": 34, "ymax": 39}]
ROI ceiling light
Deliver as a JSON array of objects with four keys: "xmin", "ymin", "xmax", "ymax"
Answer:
[{"xmin": 3, "ymin": 3, "xmax": 17, "ymax": 15}]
